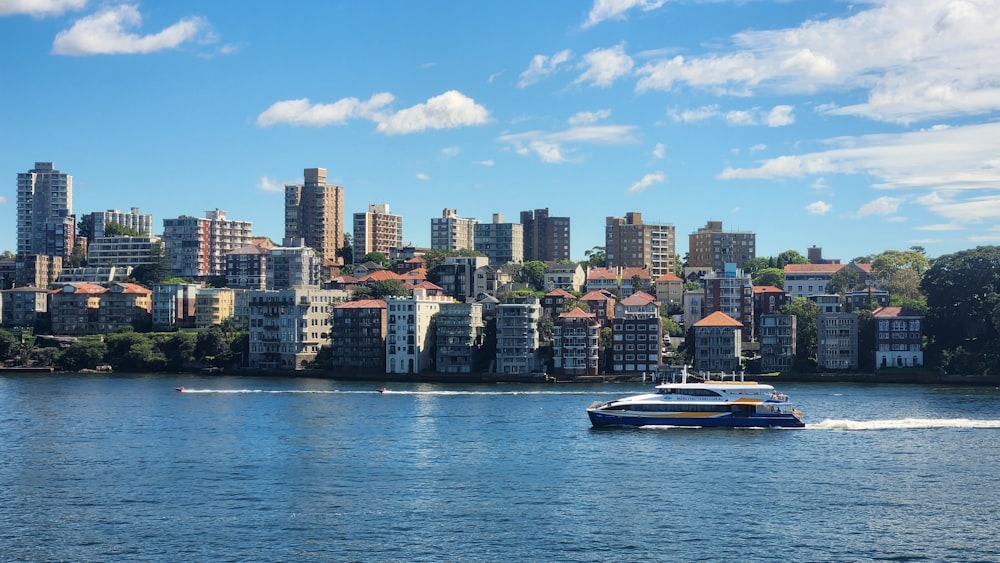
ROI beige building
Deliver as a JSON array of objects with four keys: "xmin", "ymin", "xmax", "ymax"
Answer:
[
  {"xmin": 195, "ymin": 288, "xmax": 235, "ymax": 328},
  {"xmin": 431, "ymin": 208, "xmax": 477, "ymax": 251},
  {"xmin": 687, "ymin": 220, "xmax": 756, "ymax": 273},
  {"xmin": 353, "ymin": 203, "xmax": 403, "ymax": 262},
  {"xmin": 247, "ymin": 287, "xmax": 345, "ymax": 370},
  {"xmin": 162, "ymin": 209, "xmax": 253, "ymax": 279},
  {"xmin": 605, "ymin": 212, "xmax": 676, "ymax": 279},
  {"xmin": 285, "ymin": 167, "xmax": 344, "ymax": 262}
]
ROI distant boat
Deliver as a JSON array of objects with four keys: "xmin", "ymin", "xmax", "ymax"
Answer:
[
  {"xmin": 175, "ymin": 387, "xmax": 185, "ymax": 392},
  {"xmin": 376, "ymin": 387, "xmax": 389, "ymax": 394}
]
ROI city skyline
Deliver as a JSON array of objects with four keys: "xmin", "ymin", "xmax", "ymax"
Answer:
[{"xmin": 3, "ymin": 1, "xmax": 1000, "ymax": 261}]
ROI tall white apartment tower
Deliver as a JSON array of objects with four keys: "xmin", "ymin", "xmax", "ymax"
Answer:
[
  {"xmin": 17, "ymin": 162, "xmax": 75, "ymax": 259},
  {"xmin": 353, "ymin": 203, "xmax": 404, "ymax": 263}
]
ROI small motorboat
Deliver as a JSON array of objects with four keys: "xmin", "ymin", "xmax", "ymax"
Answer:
[
  {"xmin": 376, "ymin": 387, "xmax": 389, "ymax": 394},
  {"xmin": 175, "ymin": 386, "xmax": 186, "ymax": 392}
]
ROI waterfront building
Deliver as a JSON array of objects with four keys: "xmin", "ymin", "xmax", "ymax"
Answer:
[
  {"xmin": 553, "ymin": 307, "xmax": 600, "ymax": 377},
  {"xmin": 436, "ymin": 302, "xmax": 485, "ymax": 374},
  {"xmin": 266, "ymin": 241, "xmax": 321, "ymax": 289},
  {"xmin": 80, "ymin": 208, "xmax": 153, "ymax": 239},
  {"xmin": 433, "ymin": 256, "xmax": 489, "ymax": 301},
  {"xmin": 385, "ymin": 288, "xmax": 454, "ymax": 374},
  {"xmin": 542, "ymin": 262, "xmax": 585, "ymax": 292},
  {"xmin": 817, "ymin": 311, "xmax": 859, "ymax": 370},
  {"xmin": 86, "ymin": 235, "xmax": 161, "ymax": 268},
  {"xmin": 520, "ymin": 208, "xmax": 571, "ymax": 262},
  {"xmin": 610, "ymin": 291, "xmax": 662, "ymax": 375},
  {"xmin": 162, "ymin": 210, "xmax": 253, "ymax": 279},
  {"xmin": 98, "ymin": 282, "xmax": 152, "ymax": 332},
  {"xmin": 475, "ymin": 213, "xmax": 523, "ymax": 265},
  {"xmin": 151, "ymin": 283, "xmax": 200, "ymax": 331},
  {"xmin": 17, "ymin": 162, "xmax": 75, "ymax": 260},
  {"xmin": 431, "ymin": 208, "xmax": 477, "ymax": 251},
  {"xmin": 687, "ymin": 221, "xmax": 756, "ymax": 273},
  {"xmin": 225, "ymin": 244, "xmax": 269, "ymax": 290},
  {"xmin": 654, "ymin": 273, "xmax": 683, "ymax": 305},
  {"xmin": 353, "ymin": 203, "xmax": 403, "ymax": 262},
  {"xmin": 195, "ymin": 288, "xmax": 235, "ymax": 328},
  {"xmin": 247, "ymin": 287, "xmax": 342, "ymax": 370},
  {"xmin": 752, "ymin": 286, "xmax": 787, "ymax": 317},
  {"xmin": 330, "ymin": 299, "xmax": 388, "ymax": 373},
  {"xmin": 495, "ymin": 296, "xmax": 542, "ymax": 374},
  {"xmin": 14, "ymin": 253, "xmax": 61, "ymax": 288},
  {"xmin": 873, "ymin": 306, "xmax": 924, "ymax": 369},
  {"xmin": 285, "ymin": 167, "xmax": 345, "ymax": 262},
  {"xmin": 691, "ymin": 310, "xmax": 743, "ymax": 373},
  {"xmin": 1, "ymin": 286, "xmax": 49, "ymax": 329},
  {"xmin": 703, "ymin": 264, "xmax": 754, "ymax": 340},
  {"xmin": 760, "ymin": 314, "xmax": 796, "ymax": 373},
  {"xmin": 605, "ymin": 212, "xmax": 676, "ymax": 279},
  {"xmin": 50, "ymin": 282, "xmax": 104, "ymax": 335}
]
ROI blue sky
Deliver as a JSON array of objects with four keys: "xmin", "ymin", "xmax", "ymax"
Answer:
[{"xmin": 3, "ymin": 0, "xmax": 1000, "ymax": 262}]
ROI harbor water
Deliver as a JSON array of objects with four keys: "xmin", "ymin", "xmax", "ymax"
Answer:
[{"xmin": 1, "ymin": 374, "xmax": 999, "ymax": 562}]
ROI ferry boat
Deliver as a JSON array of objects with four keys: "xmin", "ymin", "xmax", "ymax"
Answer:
[{"xmin": 587, "ymin": 368, "xmax": 804, "ymax": 428}]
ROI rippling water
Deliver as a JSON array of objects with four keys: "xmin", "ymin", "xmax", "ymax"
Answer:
[{"xmin": 1, "ymin": 374, "xmax": 999, "ymax": 562}]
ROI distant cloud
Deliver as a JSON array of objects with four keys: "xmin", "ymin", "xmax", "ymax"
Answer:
[
  {"xmin": 810, "ymin": 177, "xmax": 828, "ymax": 190},
  {"xmin": 52, "ymin": 4, "xmax": 208, "ymax": 55},
  {"xmin": 915, "ymin": 223, "xmax": 963, "ymax": 231},
  {"xmin": 669, "ymin": 105, "xmax": 720, "ymax": 123},
  {"xmin": 669, "ymin": 104, "xmax": 794, "ymax": 127},
  {"xmin": 0, "ymin": 0, "xmax": 86, "ymax": 17},
  {"xmin": 487, "ymin": 71, "xmax": 504, "ymax": 84},
  {"xmin": 766, "ymin": 105, "xmax": 795, "ymax": 127},
  {"xmin": 857, "ymin": 196, "xmax": 904, "ymax": 217},
  {"xmin": 652, "ymin": 143, "xmax": 665, "ymax": 159},
  {"xmin": 257, "ymin": 90, "xmax": 490, "ymax": 135},
  {"xmin": 568, "ymin": 109, "xmax": 611, "ymax": 126},
  {"xmin": 257, "ymin": 176, "xmax": 283, "ymax": 193},
  {"xmin": 749, "ymin": 144, "xmax": 767, "ymax": 153},
  {"xmin": 518, "ymin": 49, "xmax": 572, "ymax": 87},
  {"xmin": 725, "ymin": 110, "xmax": 755, "ymax": 126},
  {"xmin": 0, "ymin": 194, "xmax": 8, "ymax": 204},
  {"xmin": 441, "ymin": 146, "xmax": 460, "ymax": 158},
  {"xmin": 635, "ymin": 0, "xmax": 1000, "ymax": 123},
  {"xmin": 806, "ymin": 200, "xmax": 832, "ymax": 215},
  {"xmin": 626, "ymin": 171, "xmax": 665, "ymax": 194},
  {"xmin": 583, "ymin": 0, "xmax": 665, "ymax": 29},
  {"xmin": 575, "ymin": 44, "xmax": 634, "ymax": 87},
  {"xmin": 416, "ymin": 173, "xmax": 430, "ymax": 181},
  {"xmin": 499, "ymin": 125, "xmax": 638, "ymax": 163},
  {"xmin": 475, "ymin": 159, "xmax": 495, "ymax": 167}
]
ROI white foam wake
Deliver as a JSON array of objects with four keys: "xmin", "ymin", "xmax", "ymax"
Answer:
[{"xmin": 808, "ymin": 418, "xmax": 1000, "ymax": 430}]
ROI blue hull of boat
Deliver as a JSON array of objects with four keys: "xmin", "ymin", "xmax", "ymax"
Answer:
[{"xmin": 587, "ymin": 410, "xmax": 805, "ymax": 428}]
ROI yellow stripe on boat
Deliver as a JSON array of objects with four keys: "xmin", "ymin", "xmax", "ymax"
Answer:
[{"xmin": 728, "ymin": 398, "xmax": 764, "ymax": 405}]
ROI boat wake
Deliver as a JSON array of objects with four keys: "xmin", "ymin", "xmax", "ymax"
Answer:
[{"xmin": 808, "ymin": 418, "xmax": 1000, "ymax": 430}]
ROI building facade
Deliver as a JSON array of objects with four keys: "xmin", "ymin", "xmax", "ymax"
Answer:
[
  {"xmin": 431, "ymin": 208, "xmax": 477, "ymax": 251},
  {"xmin": 474, "ymin": 213, "xmax": 524, "ymax": 265},
  {"xmin": 703, "ymin": 264, "xmax": 754, "ymax": 341},
  {"xmin": 385, "ymin": 288, "xmax": 453, "ymax": 374},
  {"xmin": 195, "ymin": 288, "xmax": 235, "ymax": 328},
  {"xmin": 520, "ymin": 208, "xmax": 571, "ymax": 262},
  {"xmin": 162, "ymin": 210, "xmax": 253, "ymax": 279},
  {"xmin": 266, "ymin": 243, "xmax": 321, "ymax": 289},
  {"xmin": 225, "ymin": 244, "xmax": 269, "ymax": 290},
  {"xmin": 692, "ymin": 311, "xmax": 743, "ymax": 373},
  {"xmin": 436, "ymin": 302, "xmax": 485, "ymax": 374},
  {"xmin": 873, "ymin": 306, "xmax": 923, "ymax": 368},
  {"xmin": 1, "ymin": 286, "xmax": 49, "ymax": 329},
  {"xmin": 495, "ymin": 296, "xmax": 542, "ymax": 374},
  {"xmin": 285, "ymin": 167, "xmax": 345, "ymax": 261},
  {"xmin": 760, "ymin": 314, "xmax": 796, "ymax": 373},
  {"xmin": 151, "ymin": 283, "xmax": 200, "ymax": 331},
  {"xmin": 610, "ymin": 292, "xmax": 662, "ymax": 375},
  {"xmin": 687, "ymin": 220, "xmax": 756, "ymax": 273},
  {"xmin": 817, "ymin": 312, "xmax": 859, "ymax": 370},
  {"xmin": 81, "ymin": 208, "xmax": 153, "ymax": 238},
  {"xmin": 330, "ymin": 299, "xmax": 388, "ymax": 372},
  {"xmin": 17, "ymin": 162, "xmax": 75, "ymax": 260},
  {"xmin": 553, "ymin": 307, "xmax": 600, "ymax": 377},
  {"xmin": 247, "ymin": 287, "xmax": 340, "ymax": 370},
  {"xmin": 86, "ymin": 236, "xmax": 161, "ymax": 268},
  {"xmin": 353, "ymin": 203, "xmax": 403, "ymax": 262},
  {"xmin": 605, "ymin": 212, "xmax": 676, "ymax": 279}
]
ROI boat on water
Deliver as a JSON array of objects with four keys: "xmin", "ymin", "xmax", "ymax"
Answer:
[{"xmin": 587, "ymin": 367, "xmax": 804, "ymax": 428}]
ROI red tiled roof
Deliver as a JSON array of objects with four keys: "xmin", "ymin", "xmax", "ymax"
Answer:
[
  {"xmin": 692, "ymin": 310, "xmax": 743, "ymax": 327},
  {"xmin": 114, "ymin": 283, "xmax": 151, "ymax": 294},
  {"xmin": 358, "ymin": 270, "xmax": 402, "ymax": 282},
  {"xmin": 336, "ymin": 299, "xmax": 387, "ymax": 309},
  {"xmin": 656, "ymin": 273, "xmax": 683, "ymax": 282},
  {"xmin": 872, "ymin": 306, "xmax": 923, "ymax": 318},
  {"xmin": 559, "ymin": 307, "xmax": 595, "ymax": 319},
  {"xmin": 621, "ymin": 291, "xmax": 656, "ymax": 306},
  {"xmin": 783, "ymin": 263, "xmax": 846, "ymax": 274},
  {"xmin": 587, "ymin": 267, "xmax": 618, "ymax": 280},
  {"xmin": 412, "ymin": 281, "xmax": 443, "ymax": 290},
  {"xmin": 580, "ymin": 290, "xmax": 613, "ymax": 301},
  {"xmin": 545, "ymin": 288, "xmax": 574, "ymax": 298},
  {"xmin": 621, "ymin": 267, "xmax": 651, "ymax": 279},
  {"xmin": 55, "ymin": 283, "xmax": 106, "ymax": 294},
  {"xmin": 752, "ymin": 285, "xmax": 784, "ymax": 294}
]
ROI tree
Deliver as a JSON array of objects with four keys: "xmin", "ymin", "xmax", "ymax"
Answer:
[
  {"xmin": 921, "ymin": 246, "xmax": 1000, "ymax": 374},
  {"xmin": 782, "ymin": 297, "xmax": 820, "ymax": 372},
  {"xmin": 828, "ymin": 267, "xmax": 860, "ymax": 295},
  {"xmin": 130, "ymin": 241, "xmax": 170, "ymax": 286},
  {"xmin": 1, "ymin": 250, "xmax": 16, "ymax": 260},
  {"xmin": 58, "ymin": 340, "xmax": 108, "ymax": 371},
  {"xmin": 584, "ymin": 246, "xmax": 606, "ymax": 268},
  {"xmin": 520, "ymin": 261, "xmax": 548, "ymax": 291},
  {"xmin": 160, "ymin": 331, "xmax": 197, "ymax": 370},
  {"xmin": 871, "ymin": 249, "xmax": 929, "ymax": 287},
  {"xmin": 352, "ymin": 279, "xmax": 410, "ymax": 300},
  {"xmin": 360, "ymin": 252, "xmax": 389, "ymax": 267},
  {"xmin": 776, "ymin": 250, "xmax": 809, "ymax": 268},
  {"xmin": 337, "ymin": 232, "xmax": 354, "ymax": 265},
  {"xmin": 103, "ymin": 222, "xmax": 142, "ymax": 237},
  {"xmin": 752, "ymin": 268, "xmax": 784, "ymax": 289},
  {"xmin": 0, "ymin": 329, "xmax": 19, "ymax": 361},
  {"xmin": 743, "ymin": 257, "xmax": 770, "ymax": 277},
  {"xmin": 68, "ymin": 245, "xmax": 87, "ymax": 268}
]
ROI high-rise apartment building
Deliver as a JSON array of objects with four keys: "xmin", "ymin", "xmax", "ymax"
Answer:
[
  {"xmin": 162, "ymin": 209, "xmax": 253, "ymax": 279},
  {"xmin": 431, "ymin": 208, "xmax": 477, "ymax": 251},
  {"xmin": 520, "ymin": 208, "xmax": 571, "ymax": 262},
  {"xmin": 17, "ymin": 162, "xmax": 75, "ymax": 259},
  {"xmin": 80, "ymin": 208, "xmax": 153, "ymax": 239},
  {"xmin": 285, "ymin": 167, "xmax": 344, "ymax": 261},
  {"xmin": 605, "ymin": 212, "xmax": 676, "ymax": 279},
  {"xmin": 687, "ymin": 220, "xmax": 756, "ymax": 273},
  {"xmin": 353, "ymin": 203, "xmax": 403, "ymax": 262},
  {"xmin": 474, "ymin": 213, "xmax": 523, "ymax": 265}
]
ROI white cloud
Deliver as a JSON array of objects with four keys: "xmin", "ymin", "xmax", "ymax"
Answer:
[
  {"xmin": 627, "ymin": 172, "xmax": 665, "ymax": 194},
  {"xmin": 499, "ymin": 125, "xmax": 638, "ymax": 163},
  {"xmin": 749, "ymin": 144, "xmax": 767, "ymax": 153},
  {"xmin": 811, "ymin": 177, "xmax": 828, "ymax": 190},
  {"xmin": 257, "ymin": 93, "xmax": 394, "ymax": 127},
  {"xmin": 487, "ymin": 71, "xmax": 504, "ymax": 84},
  {"xmin": 583, "ymin": 0, "xmax": 665, "ymax": 29},
  {"xmin": 857, "ymin": 196, "xmax": 904, "ymax": 217},
  {"xmin": 257, "ymin": 176, "xmax": 283, "ymax": 193},
  {"xmin": 257, "ymin": 90, "xmax": 489, "ymax": 135},
  {"xmin": 635, "ymin": 0, "xmax": 1000, "ymax": 123},
  {"xmin": 725, "ymin": 110, "xmax": 755, "ymax": 126},
  {"xmin": 0, "ymin": 0, "xmax": 85, "ymax": 16},
  {"xmin": 652, "ymin": 143, "xmax": 665, "ymax": 159},
  {"xmin": 915, "ymin": 223, "xmax": 964, "ymax": 231},
  {"xmin": 668, "ymin": 105, "xmax": 720, "ymax": 123},
  {"xmin": 575, "ymin": 44, "xmax": 634, "ymax": 87},
  {"xmin": 806, "ymin": 200, "xmax": 832, "ymax": 215},
  {"xmin": 766, "ymin": 105, "xmax": 795, "ymax": 127},
  {"xmin": 375, "ymin": 90, "xmax": 490, "ymax": 135},
  {"xmin": 568, "ymin": 109, "xmax": 611, "ymax": 126},
  {"xmin": 475, "ymin": 159, "xmax": 495, "ymax": 167},
  {"xmin": 52, "ymin": 4, "xmax": 207, "ymax": 55},
  {"xmin": 0, "ymin": 194, "xmax": 8, "ymax": 204},
  {"xmin": 518, "ymin": 49, "xmax": 572, "ymax": 87},
  {"xmin": 416, "ymin": 173, "xmax": 430, "ymax": 181},
  {"xmin": 441, "ymin": 146, "xmax": 460, "ymax": 158}
]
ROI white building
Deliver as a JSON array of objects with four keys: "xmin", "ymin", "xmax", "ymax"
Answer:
[
  {"xmin": 85, "ymin": 208, "xmax": 153, "ymax": 238},
  {"xmin": 386, "ymin": 288, "xmax": 455, "ymax": 374},
  {"xmin": 86, "ymin": 235, "xmax": 162, "ymax": 268},
  {"xmin": 17, "ymin": 162, "xmax": 74, "ymax": 259},
  {"xmin": 475, "ymin": 213, "xmax": 524, "ymax": 265},
  {"xmin": 495, "ymin": 296, "xmax": 542, "ymax": 374}
]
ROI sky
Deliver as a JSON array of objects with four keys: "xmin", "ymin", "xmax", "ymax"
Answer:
[{"xmin": 2, "ymin": 0, "xmax": 1000, "ymax": 263}]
